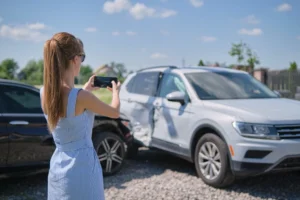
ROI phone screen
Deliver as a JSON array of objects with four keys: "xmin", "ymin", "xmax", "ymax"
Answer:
[{"xmin": 94, "ymin": 76, "xmax": 118, "ymax": 88}]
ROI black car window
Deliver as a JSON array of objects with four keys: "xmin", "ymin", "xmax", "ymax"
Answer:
[
  {"xmin": 159, "ymin": 73, "xmax": 187, "ymax": 98},
  {"xmin": 0, "ymin": 85, "xmax": 42, "ymax": 114},
  {"xmin": 0, "ymin": 96, "xmax": 4, "ymax": 113},
  {"xmin": 130, "ymin": 72, "xmax": 160, "ymax": 96}
]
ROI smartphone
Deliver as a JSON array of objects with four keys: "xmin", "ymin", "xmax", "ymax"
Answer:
[{"xmin": 93, "ymin": 76, "xmax": 118, "ymax": 88}]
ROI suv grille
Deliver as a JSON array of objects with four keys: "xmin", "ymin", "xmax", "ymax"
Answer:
[{"xmin": 275, "ymin": 124, "xmax": 300, "ymax": 139}]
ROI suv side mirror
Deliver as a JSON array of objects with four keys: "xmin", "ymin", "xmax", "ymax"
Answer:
[{"xmin": 166, "ymin": 91, "xmax": 186, "ymax": 105}]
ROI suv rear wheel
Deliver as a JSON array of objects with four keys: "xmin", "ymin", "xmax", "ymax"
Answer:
[
  {"xmin": 93, "ymin": 132, "xmax": 126, "ymax": 176},
  {"xmin": 194, "ymin": 133, "xmax": 235, "ymax": 188}
]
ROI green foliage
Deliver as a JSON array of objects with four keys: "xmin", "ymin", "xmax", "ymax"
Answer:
[
  {"xmin": 289, "ymin": 61, "xmax": 298, "ymax": 71},
  {"xmin": 110, "ymin": 62, "xmax": 127, "ymax": 78},
  {"xmin": 246, "ymin": 47, "xmax": 260, "ymax": 70},
  {"xmin": 0, "ymin": 57, "xmax": 129, "ymax": 85},
  {"xmin": 0, "ymin": 58, "xmax": 19, "ymax": 79},
  {"xmin": 229, "ymin": 41, "xmax": 260, "ymax": 70},
  {"xmin": 78, "ymin": 65, "xmax": 93, "ymax": 84},
  {"xmin": 198, "ymin": 60, "xmax": 205, "ymax": 66},
  {"xmin": 229, "ymin": 41, "xmax": 246, "ymax": 64},
  {"xmin": 19, "ymin": 59, "xmax": 43, "ymax": 85}
]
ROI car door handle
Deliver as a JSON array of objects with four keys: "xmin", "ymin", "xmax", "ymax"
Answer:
[{"xmin": 9, "ymin": 121, "xmax": 29, "ymax": 125}]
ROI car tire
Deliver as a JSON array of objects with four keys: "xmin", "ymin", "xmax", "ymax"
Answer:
[
  {"xmin": 194, "ymin": 133, "xmax": 235, "ymax": 188},
  {"xmin": 93, "ymin": 132, "xmax": 126, "ymax": 176}
]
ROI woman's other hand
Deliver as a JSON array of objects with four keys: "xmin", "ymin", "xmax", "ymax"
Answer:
[
  {"xmin": 107, "ymin": 81, "xmax": 121, "ymax": 94},
  {"xmin": 83, "ymin": 75, "xmax": 99, "ymax": 92}
]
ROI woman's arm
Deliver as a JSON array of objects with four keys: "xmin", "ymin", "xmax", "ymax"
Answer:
[{"xmin": 78, "ymin": 81, "xmax": 120, "ymax": 118}]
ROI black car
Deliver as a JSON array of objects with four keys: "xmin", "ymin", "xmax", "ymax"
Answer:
[{"xmin": 0, "ymin": 79, "xmax": 133, "ymax": 177}]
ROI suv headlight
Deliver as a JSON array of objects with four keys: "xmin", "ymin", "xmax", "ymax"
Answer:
[{"xmin": 233, "ymin": 122, "xmax": 279, "ymax": 140}]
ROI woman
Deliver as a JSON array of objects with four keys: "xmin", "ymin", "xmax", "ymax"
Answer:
[{"xmin": 40, "ymin": 32, "xmax": 120, "ymax": 200}]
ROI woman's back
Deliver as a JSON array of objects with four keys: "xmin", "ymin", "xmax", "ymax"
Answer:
[
  {"xmin": 41, "ymin": 87, "xmax": 105, "ymax": 200},
  {"xmin": 44, "ymin": 87, "xmax": 94, "ymax": 148}
]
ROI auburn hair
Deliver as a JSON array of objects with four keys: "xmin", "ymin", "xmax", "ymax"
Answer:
[{"xmin": 43, "ymin": 32, "xmax": 83, "ymax": 132}]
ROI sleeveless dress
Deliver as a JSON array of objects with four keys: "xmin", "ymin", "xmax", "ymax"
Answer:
[{"xmin": 40, "ymin": 87, "xmax": 105, "ymax": 200}]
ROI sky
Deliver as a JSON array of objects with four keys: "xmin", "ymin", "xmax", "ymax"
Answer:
[{"xmin": 0, "ymin": 0, "xmax": 299, "ymax": 71}]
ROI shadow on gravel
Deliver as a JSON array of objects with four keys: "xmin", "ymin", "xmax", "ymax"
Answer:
[
  {"xmin": 226, "ymin": 172, "xmax": 300, "ymax": 200},
  {"xmin": 103, "ymin": 148, "xmax": 196, "ymax": 190},
  {"xmin": 0, "ymin": 171, "xmax": 48, "ymax": 198},
  {"xmin": 105, "ymin": 148, "xmax": 300, "ymax": 200}
]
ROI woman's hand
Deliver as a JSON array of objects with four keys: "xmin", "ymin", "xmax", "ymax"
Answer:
[
  {"xmin": 107, "ymin": 81, "xmax": 121, "ymax": 94},
  {"xmin": 82, "ymin": 75, "xmax": 99, "ymax": 92}
]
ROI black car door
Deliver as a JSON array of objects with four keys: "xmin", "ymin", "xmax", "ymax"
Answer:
[
  {"xmin": 0, "ymin": 84, "xmax": 55, "ymax": 166},
  {"xmin": 0, "ymin": 97, "xmax": 9, "ymax": 167}
]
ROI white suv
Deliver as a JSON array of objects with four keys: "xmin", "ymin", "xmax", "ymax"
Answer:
[{"xmin": 120, "ymin": 66, "xmax": 300, "ymax": 188}]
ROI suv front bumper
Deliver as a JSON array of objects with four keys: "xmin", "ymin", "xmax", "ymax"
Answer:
[{"xmin": 229, "ymin": 138, "xmax": 300, "ymax": 177}]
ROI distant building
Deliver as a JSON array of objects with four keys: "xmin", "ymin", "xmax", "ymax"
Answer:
[{"xmin": 94, "ymin": 64, "xmax": 118, "ymax": 77}]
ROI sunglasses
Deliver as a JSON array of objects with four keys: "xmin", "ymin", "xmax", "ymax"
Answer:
[{"xmin": 79, "ymin": 53, "xmax": 85, "ymax": 62}]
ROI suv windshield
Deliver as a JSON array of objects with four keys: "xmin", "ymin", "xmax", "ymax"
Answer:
[{"xmin": 185, "ymin": 71, "xmax": 279, "ymax": 100}]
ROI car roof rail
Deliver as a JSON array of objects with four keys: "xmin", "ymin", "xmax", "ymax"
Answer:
[{"xmin": 136, "ymin": 65, "xmax": 178, "ymax": 72}]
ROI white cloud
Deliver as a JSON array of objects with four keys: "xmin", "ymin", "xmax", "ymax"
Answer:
[
  {"xmin": 276, "ymin": 3, "xmax": 292, "ymax": 12},
  {"xmin": 0, "ymin": 23, "xmax": 49, "ymax": 42},
  {"xmin": 129, "ymin": 3, "xmax": 156, "ymax": 20},
  {"xmin": 103, "ymin": 1, "xmax": 177, "ymax": 20},
  {"xmin": 126, "ymin": 30, "xmax": 137, "ymax": 36},
  {"xmin": 160, "ymin": 9, "xmax": 177, "ymax": 18},
  {"xmin": 103, "ymin": 0, "xmax": 131, "ymax": 14},
  {"xmin": 112, "ymin": 31, "xmax": 120, "ymax": 36},
  {"xmin": 238, "ymin": 28, "xmax": 263, "ymax": 36},
  {"xmin": 189, "ymin": 0, "xmax": 204, "ymax": 8},
  {"xmin": 150, "ymin": 53, "xmax": 168, "ymax": 59},
  {"xmin": 85, "ymin": 27, "xmax": 97, "ymax": 32},
  {"xmin": 160, "ymin": 30, "xmax": 170, "ymax": 36},
  {"xmin": 243, "ymin": 15, "xmax": 260, "ymax": 24},
  {"xmin": 200, "ymin": 36, "xmax": 217, "ymax": 42},
  {"xmin": 27, "ymin": 22, "xmax": 47, "ymax": 30}
]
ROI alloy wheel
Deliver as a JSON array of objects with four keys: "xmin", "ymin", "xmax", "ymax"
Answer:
[
  {"xmin": 97, "ymin": 138, "xmax": 123, "ymax": 173},
  {"xmin": 198, "ymin": 142, "xmax": 221, "ymax": 180}
]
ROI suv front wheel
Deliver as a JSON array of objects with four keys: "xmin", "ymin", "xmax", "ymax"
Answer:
[{"xmin": 194, "ymin": 133, "xmax": 235, "ymax": 188}]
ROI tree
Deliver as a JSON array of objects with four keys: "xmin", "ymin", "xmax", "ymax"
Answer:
[
  {"xmin": 198, "ymin": 60, "xmax": 205, "ymax": 66},
  {"xmin": 229, "ymin": 41, "xmax": 260, "ymax": 70},
  {"xmin": 289, "ymin": 61, "xmax": 298, "ymax": 71},
  {"xmin": 110, "ymin": 62, "xmax": 127, "ymax": 79},
  {"xmin": 214, "ymin": 62, "xmax": 220, "ymax": 67},
  {"xmin": 79, "ymin": 65, "xmax": 93, "ymax": 84},
  {"xmin": 0, "ymin": 59, "xmax": 19, "ymax": 79},
  {"xmin": 229, "ymin": 41, "xmax": 246, "ymax": 64},
  {"xmin": 246, "ymin": 47, "xmax": 260, "ymax": 70},
  {"xmin": 18, "ymin": 59, "xmax": 43, "ymax": 85}
]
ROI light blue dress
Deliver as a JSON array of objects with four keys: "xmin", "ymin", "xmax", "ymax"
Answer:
[{"xmin": 40, "ymin": 87, "xmax": 105, "ymax": 200}]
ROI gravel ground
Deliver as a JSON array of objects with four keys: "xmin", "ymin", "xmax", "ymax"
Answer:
[{"xmin": 1, "ymin": 149, "xmax": 300, "ymax": 200}]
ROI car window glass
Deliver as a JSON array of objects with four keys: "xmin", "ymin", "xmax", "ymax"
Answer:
[
  {"xmin": 131, "ymin": 72, "xmax": 160, "ymax": 96},
  {"xmin": 185, "ymin": 72, "xmax": 278, "ymax": 100},
  {"xmin": 0, "ymin": 96, "xmax": 4, "ymax": 113},
  {"xmin": 0, "ymin": 85, "xmax": 42, "ymax": 113},
  {"xmin": 159, "ymin": 73, "xmax": 187, "ymax": 98},
  {"xmin": 126, "ymin": 74, "xmax": 136, "ymax": 93}
]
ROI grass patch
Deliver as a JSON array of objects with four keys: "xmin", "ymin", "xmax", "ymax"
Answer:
[{"xmin": 35, "ymin": 85, "xmax": 112, "ymax": 104}]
